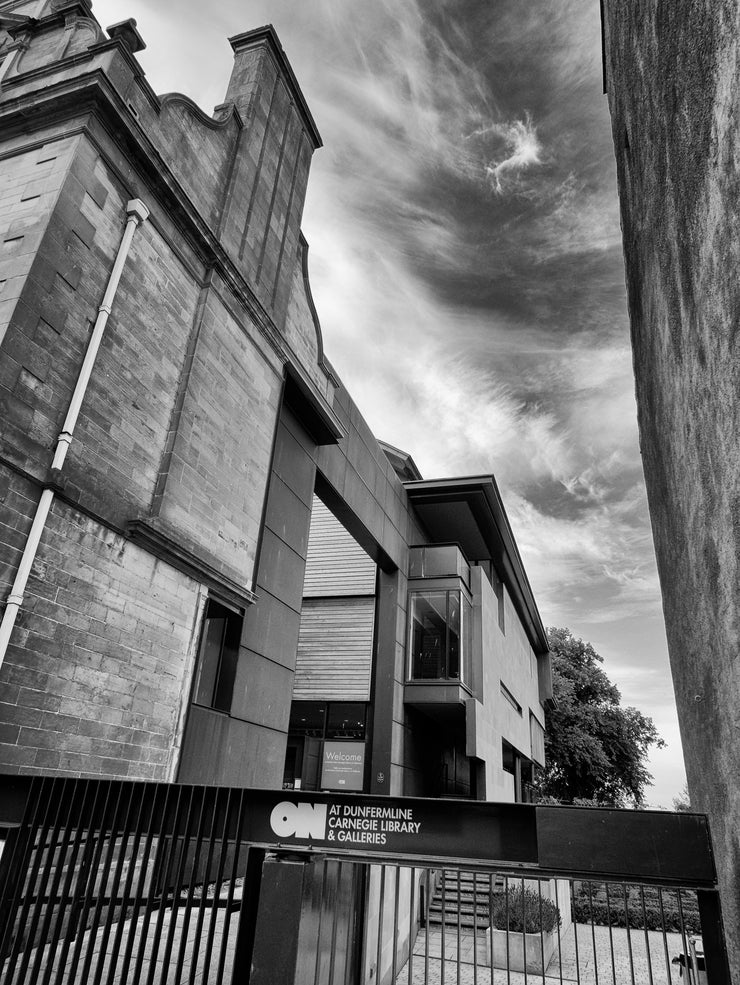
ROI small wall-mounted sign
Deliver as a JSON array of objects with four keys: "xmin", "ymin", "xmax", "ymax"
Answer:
[{"xmin": 320, "ymin": 741, "xmax": 365, "ymax": 791}]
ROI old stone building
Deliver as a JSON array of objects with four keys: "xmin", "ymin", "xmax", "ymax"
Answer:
[
  {"xmin": 602, "ymin": 1, "xmax": 740, "ymax": 975},
  {"xmin": 0, "ymin": 0, "xmax": 550, "ymax": 805}
]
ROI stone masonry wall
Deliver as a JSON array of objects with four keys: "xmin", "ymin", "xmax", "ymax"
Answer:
[
  {"xmin": 150, "ymin": 276, "xmax": 284, "ymax": 586},
  {"xmin": 51, "ymin": 142, "xmax": 201, "ymax": 527},
  {"xmin": 0, "ymin": 136, "xmax": 75, "ymax": 339},
  {"xmin": 0, "ymin": 466, "xmax": 202, "ymax": 779},
  {"xmin": 603, "ymin": 1, "xmax": 740, "ymax": 975}
]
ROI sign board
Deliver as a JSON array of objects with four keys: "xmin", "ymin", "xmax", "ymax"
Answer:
[
  {"xmin": 0, "ymin": 774, "xmax": 717, "ymax": 885},
  {"xmin": 262, "ymin": 792, "xmax": 538, "ymax": 862},
  {"xmin": 320, "ymin": 741, "xmax": 365, "ymax": 791}
]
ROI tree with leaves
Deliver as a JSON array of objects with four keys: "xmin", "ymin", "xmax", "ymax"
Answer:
[
  {"xmin": 672, "ymin": 782, "xmax": 691, "ymax": 812},
  {"xmin": 538, "ymin": 627, "xmax": 665, "ymax": 807}
]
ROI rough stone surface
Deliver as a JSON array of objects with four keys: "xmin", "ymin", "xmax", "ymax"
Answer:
[
  {"xmin": 0, "ymin": 465, "xmax": 201, "ymax": 779},
  {"xmin": 603, "ymin": 0, "xmax": 740, "ymax": 975}
]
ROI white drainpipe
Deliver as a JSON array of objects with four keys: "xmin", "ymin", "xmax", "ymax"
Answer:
[{"xmin": 0, "ymin": 198, "xmax": 149, "ymax": 667}]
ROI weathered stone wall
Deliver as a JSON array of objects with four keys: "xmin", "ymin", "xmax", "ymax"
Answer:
[
  {"xmin": 603, "ymin": 0, "xmax": 740, "ymax": 974},
  {"xmin": 0, "ymin": 466, "xmax": 202, "ymax": 779},
  {"xmin": 0, "ymin": 136, "xmax": 74, "ymax": 350}
]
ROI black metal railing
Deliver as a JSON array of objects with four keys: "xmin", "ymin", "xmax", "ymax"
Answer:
[
  {"xmin": 0, "ymin": 777, "xmax": 259, "ymax": 985},
  {"xmin": 366, "ymin": 865, "xmax": 710, "ymax": 985},
  {"xmin": 0, "ymin": 775, "xmax": 730, "ymax": 985}
]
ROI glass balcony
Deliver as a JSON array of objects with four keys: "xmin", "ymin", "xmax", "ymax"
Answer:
[{"xmin": 408, "ymin": 544, "xmax": 470, "ymax": 586}]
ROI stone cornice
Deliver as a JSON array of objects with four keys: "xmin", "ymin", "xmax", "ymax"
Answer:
[{"xmin": 128, "ymin": 520, "xmax": 258, "ymax": 611}]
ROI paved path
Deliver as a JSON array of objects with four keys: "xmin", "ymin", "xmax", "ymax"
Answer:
[
  {"xmin": 2, "ymin": 903, "xmax": 238, "ymax": 985},
  {"xmin": 397, "ymin": 924, "xmax": 690, "ymax": 985},
  {"xmin": 5, "ymin": 901, "xmax": 693, "ymax": 985}
]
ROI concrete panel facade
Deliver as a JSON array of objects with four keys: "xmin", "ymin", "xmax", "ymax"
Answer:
[{"xmin": 470, "ymin": 566, "xmax": 544, "ymax": 801}]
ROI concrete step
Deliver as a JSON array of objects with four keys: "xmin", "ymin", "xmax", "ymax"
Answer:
[
  {"xmin": 426, "ymin": 907, "xmax": 490, "ymax": 929},
  {"xmin": 427, "ymin": 874, "xmax": 492, "ymax": 929}
]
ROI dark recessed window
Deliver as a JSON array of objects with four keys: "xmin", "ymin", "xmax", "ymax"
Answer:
[
  {"xmin": 326, "ymin": 702, "xmax": 366, "ymax": 739},
  {"xmin": 492, "ymin": 570, "xmax": 505, "ymax": 634},
  {"xmin": 193, "ymin": 599, "xmax": 242, "ymax": 713},
  {"xmin": 289, "ymin": 701, "xmax": 366, "ymax": 740},
  {"xmin": 288, "ymin": 701, "xmax": 327, "ymax": 737},
  {"xmin": 500, "ymin": 681, "xmax": 522, "ymax": 715}
]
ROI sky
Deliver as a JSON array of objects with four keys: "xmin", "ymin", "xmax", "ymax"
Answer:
[{"xmin": 91, "ymin": 0, "xmax": 686, "ymax": 807}]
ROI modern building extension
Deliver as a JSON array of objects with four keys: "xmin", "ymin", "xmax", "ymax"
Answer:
[{"xmin": 0, "ymin": 0, "xmax": 551, "ymax": 804}]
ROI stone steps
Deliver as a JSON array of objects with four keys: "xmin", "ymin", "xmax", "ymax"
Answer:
[{"xmin": 425, "ymin": 871, "xmax": 503, "ymax": 930}]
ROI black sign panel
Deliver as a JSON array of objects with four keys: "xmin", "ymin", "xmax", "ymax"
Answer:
[
  {"xmin": 536, "ymin": 806, "xmax": 716, "ymax": 886},
  {"xmin": 241, "ymin": 789, "xmax": 538, "ymax": 865}
]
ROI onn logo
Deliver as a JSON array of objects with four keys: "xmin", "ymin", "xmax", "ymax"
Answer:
[{"xmin": 270, "ymin": 801, "xmax": 327, "ymax": 840}]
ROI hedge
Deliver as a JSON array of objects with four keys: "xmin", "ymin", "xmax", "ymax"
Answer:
[{"xmin": 572, "ymin": 897, "xmax": 701, "ymax": 934}]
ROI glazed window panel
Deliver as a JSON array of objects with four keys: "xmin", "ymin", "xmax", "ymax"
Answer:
[
  {"xmin": 409, "ymin": 590, "xmax": 471, "ymax": 683},
  {"xmin": 288, "ymin": 701, "xmax": 327, "ymax": 737},
  {"xmin": 410, "ymin": 591, "xmax": 447, "ymax": 679},
  {"xmin": 326, "ymin": 702, "xmax": 367, "ymax": 739},
  {"xmin": 193, "ymin": 599, "xmax": 242, "ymax": 713},
  {"xmin": 447, "ymin": 591, "xmax": 461, "ymax": 679}
]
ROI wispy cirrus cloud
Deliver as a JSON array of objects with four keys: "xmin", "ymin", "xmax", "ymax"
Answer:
[{"xmin": 468, "ymin": 115, "xmax": 543, "ymax": 193}]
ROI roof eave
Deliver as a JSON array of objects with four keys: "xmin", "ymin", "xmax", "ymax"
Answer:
[{"xmin": 404, "ymin": 475, "xmax": 549, "ymax": 656}]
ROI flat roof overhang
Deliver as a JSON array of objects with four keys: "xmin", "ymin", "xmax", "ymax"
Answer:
[{"xmin": 404, "ymin": 476, "xmax": 549, "ymax": 657}]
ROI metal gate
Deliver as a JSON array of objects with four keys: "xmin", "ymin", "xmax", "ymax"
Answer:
[
  {"xmin": 0, "ymin": 777, "xmax": 261, "ymax": 985},
  {"xmin": 0, "ymin": 775, "xmax": 730, "ymax": 985}
]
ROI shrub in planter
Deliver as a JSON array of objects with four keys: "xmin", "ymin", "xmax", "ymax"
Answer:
[{"xmin": 490, "ymin": 887, "xmax": 561, "ymax": 935}]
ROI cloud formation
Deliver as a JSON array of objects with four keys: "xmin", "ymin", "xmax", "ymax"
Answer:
[{"xmin": 471, "ymin": 116, "xmax": 543, "ymax": 193}]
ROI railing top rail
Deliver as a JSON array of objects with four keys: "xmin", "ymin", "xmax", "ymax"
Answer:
[{"xmin": 0, "ymin": 773, "xmax": 718, "ymax": 889}]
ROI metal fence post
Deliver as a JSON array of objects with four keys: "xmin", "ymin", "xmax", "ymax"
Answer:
[
  {"xmin": 248, "ymin": 853, "xmax": 316, "ymax": 985},
  {"xmin": 231, "ymin": 846, "xmax": 266, "ymax": 983},
  {"xmin": 697, "ymin": 889, "xmax": 731, "ymax": 985}
]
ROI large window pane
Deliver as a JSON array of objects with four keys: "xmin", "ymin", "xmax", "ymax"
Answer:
[
  {"xmin": 410, "ymin": 592, "xmax": 448, "ymax": 679},
  {"xmin": 194, "ymin": 614, "xmax": 225, "ymax": 706},
  {"xmin": 289, "ymin": 701, "xmax": 326, "ymax": 737},
  {"xmin": 213, "ymin": 610, "xmax": 241, "ymax": 712},
  {"xmin": 463, "ymin": 595, "xmax": 473, "ymax": 686},
  {"xmin": 193, "ymin": 600, "xmax": 243, "ymax": 712},
  {"xmin": 326, "ymin": 703, "xmax": 366, "ymax": 739},
  {"xmin": 409, "ymin": 590, "xmax": 470, "ymax": 682},
  {"xmin": 447, "ymin": 592, "xmax": 460, "ymax": 679}
]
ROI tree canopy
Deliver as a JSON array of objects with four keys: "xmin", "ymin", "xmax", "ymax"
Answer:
[
  {"xmin": 672, "ymin": 782, "xmax": 691, "ymax": 812},
  {"xmin": 538, "ymin": 627, "xmax": 665, "ymax": 807}
]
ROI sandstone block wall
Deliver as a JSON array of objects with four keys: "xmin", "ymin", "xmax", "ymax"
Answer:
[{"xmin": 0, "ymin": 466, "xmax": 201, "ymax": 779}]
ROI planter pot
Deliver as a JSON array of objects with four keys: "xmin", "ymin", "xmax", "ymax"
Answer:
[{"xmin": 484, "ymin": 927, "xmax": 557, "ymax": 975}]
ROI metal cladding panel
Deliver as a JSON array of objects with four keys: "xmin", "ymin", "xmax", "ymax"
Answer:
[
  {"xmin": 302, "ymin": 497, "xmax": 376, "ymax": 597},
  {"xmin": 294, "ymin": 597, "xmax": 375, "ymax": 701},
  {"xmin": 536, "ymin": 806, "xmax": 717, "ymax": 885}
]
